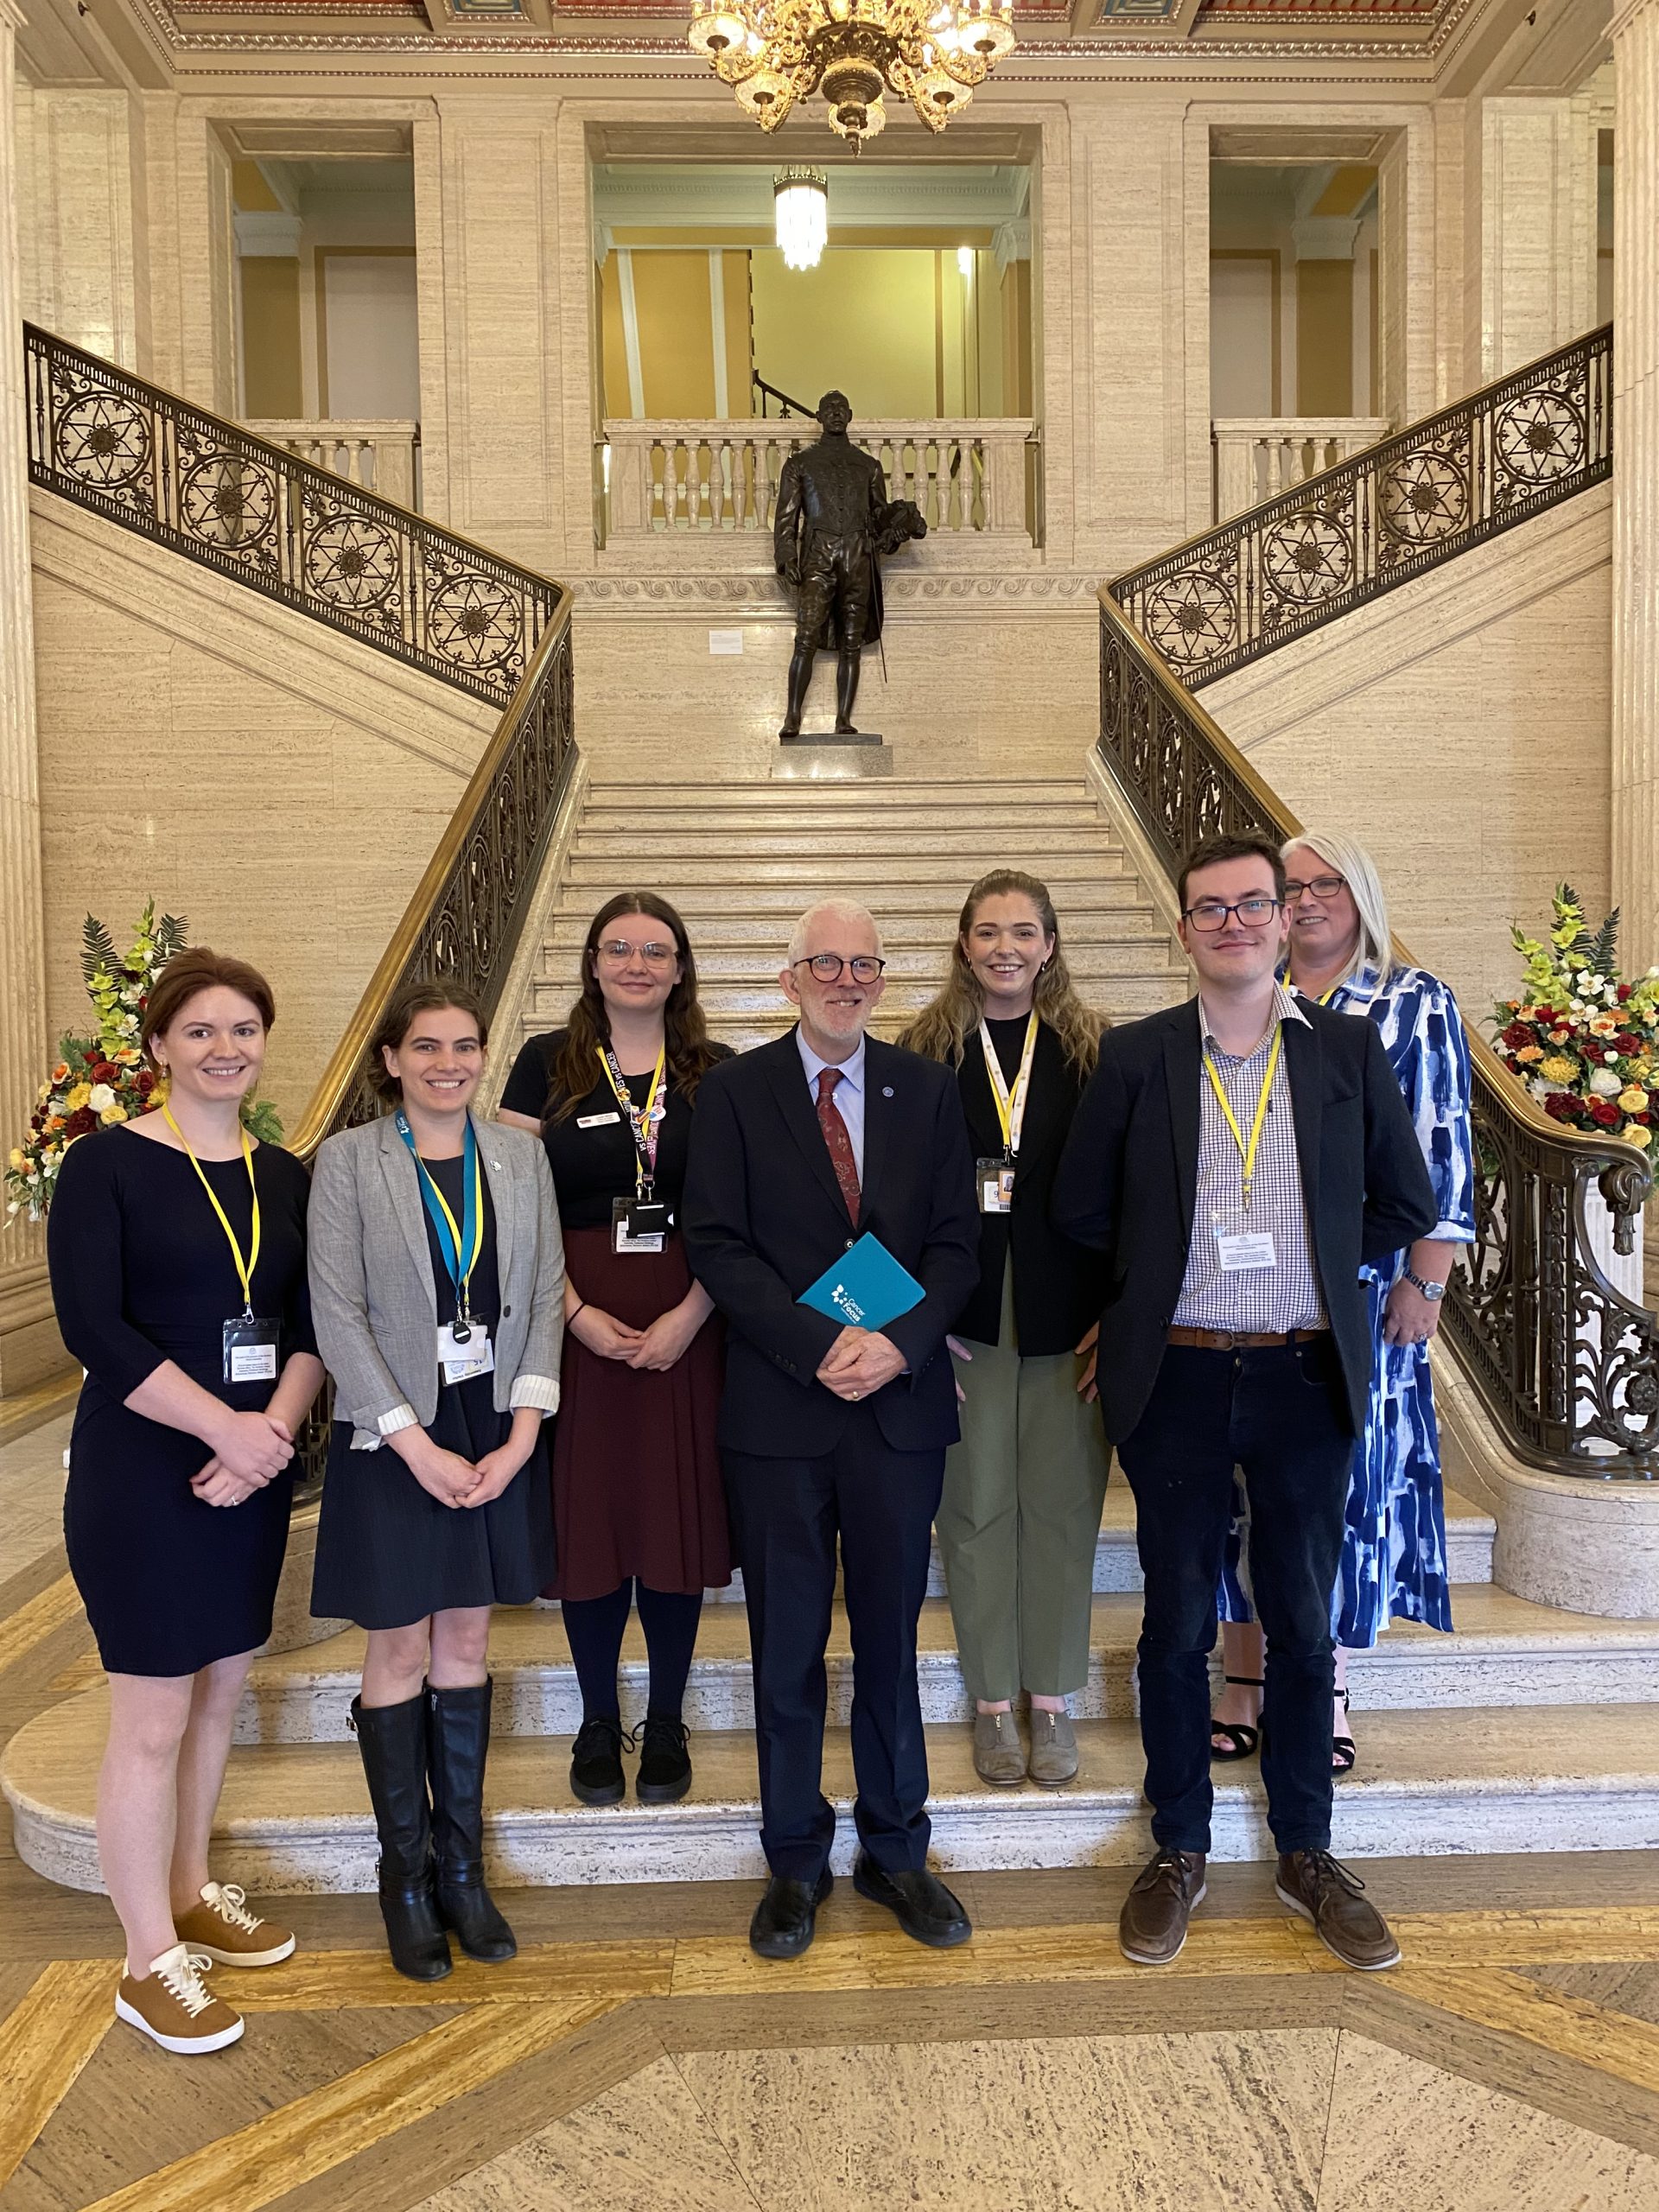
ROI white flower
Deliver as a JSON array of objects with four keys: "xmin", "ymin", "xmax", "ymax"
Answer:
[
  {"xmin": 86, "ymin": 1083, "xmax": 115, "ymax": 1112},
  {"xmin": 1529, "ymin": 1077, "xmax": 1554, "ymax": 1101},
  {"xmin": 1589, "ymin": 1065, "xmax": 1623, "ymax": 1097}
]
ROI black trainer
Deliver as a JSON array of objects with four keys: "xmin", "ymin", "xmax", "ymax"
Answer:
[
  {"xmin": 635, "ymin": 1716, "xmax": 693, "ymax": 1804},
  {"xmin": 569, "ymin": 1715, "xmax": 626, "ymax": 1806}
]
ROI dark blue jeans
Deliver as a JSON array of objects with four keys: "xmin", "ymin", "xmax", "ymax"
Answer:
[{"xmin": 1116, "ymin": 1338, "xmax": 1356, "ymax": 1856}]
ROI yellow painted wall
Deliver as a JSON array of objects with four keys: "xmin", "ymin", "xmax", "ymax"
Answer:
[
  {"xmin": 239, "ymin": 257, "xmax": 304, "ymax": 419},
  {"xmin": 1296, "ymin": 258, "xmax": 1355, "ymax": 416},
  {"xmin": 751, "ymin": 249, "xmax": 941, "ymax": 419}
]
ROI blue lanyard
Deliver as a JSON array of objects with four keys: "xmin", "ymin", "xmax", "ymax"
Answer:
[{"xmin": 395, "ymin": 1112, "xmax": 483, "ymax": 1319}]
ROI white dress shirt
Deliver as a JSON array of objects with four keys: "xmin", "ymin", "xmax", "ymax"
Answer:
[{"xmin": 796, "ymin": 1027, "xmax": 868, "ymax": 1184}]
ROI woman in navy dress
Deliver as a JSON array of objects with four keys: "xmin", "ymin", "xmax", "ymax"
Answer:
[{"xmin": 48, "ymin": 948, "xmax": 325, "ymax": 2056}]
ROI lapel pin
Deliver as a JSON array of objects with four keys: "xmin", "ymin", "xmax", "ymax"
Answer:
[{"xmin": 882, "ymin": 1086, "xmax": 894, "ymax": 1098}]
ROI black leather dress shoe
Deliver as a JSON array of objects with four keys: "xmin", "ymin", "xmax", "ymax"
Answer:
[
  {"xmin": 749, "ymin": 1869, "xmax": 833, "ymax": 1960},
  {"xmin": 852, "ymin": 1853, "xmax": 972, "ymax": 1948}
]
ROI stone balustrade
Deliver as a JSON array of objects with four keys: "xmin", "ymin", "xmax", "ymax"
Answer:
[
  {"xmin": 601, "ymin": 418, "xmax": 1038, "ymax": 544},
  {"xmin": 245, "ymin": 419, "xmax": 421, "ymax": 510},
  {"xmin": 1211, "ymin": 416, "xmax": 1392, "ymax": 523}
]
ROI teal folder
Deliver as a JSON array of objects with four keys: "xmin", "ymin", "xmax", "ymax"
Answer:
[{"xmin": 798, "ymin": 1233, "xmax": 926, "ymax": 1333}]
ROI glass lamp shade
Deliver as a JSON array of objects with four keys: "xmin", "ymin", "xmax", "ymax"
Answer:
[
  {"xmin": 774, "ymin": 169, "xmax": 829, "ymax": 270},
  {"xmin": 735, "ymin": 68, "xmax": 798, "ymax": 125},
  {"xmin": 687, "ymin": 0, "xmax": 752, "ymax": 59},
  {"xmin": 954, "ymin": 0, "xmax": 1014, "ymax": 60}
]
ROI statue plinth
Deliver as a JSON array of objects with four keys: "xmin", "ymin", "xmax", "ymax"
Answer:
[{"xmin": 779, "ymin": 728, "xmax": 884, "ymax": 747}]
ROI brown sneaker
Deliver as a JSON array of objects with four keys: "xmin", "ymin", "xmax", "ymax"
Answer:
[
  {"xmin": 1276, "ymin": 1850, "xmax": 1401, "ymax": 1971},
  {"xmin": 115, "ymin": 1944, "xmax": 245, "ymax": 2054},
  {"xmin": 1118, "ymin": 1847, "xmax": 1207, "ymax": 1966},
  {"xmin": 174, "ymin": 1882, "xmax": 296, "ymax": 1968}
]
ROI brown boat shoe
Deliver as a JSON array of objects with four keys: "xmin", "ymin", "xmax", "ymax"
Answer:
[
  {"xmin": 1118, "ymin": 1847, "xmax": 1207, "ymax": 1966},
  {"xmin": 173, "ymin": 1881, "xmax": 297, "ymax": 1968},
  {"xmin": 1276, "ymin": 1850, "xmax": 1402, "ymax": 1971}
]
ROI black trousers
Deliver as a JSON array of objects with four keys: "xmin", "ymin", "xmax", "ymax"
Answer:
[
  {"xmin": 723, "ymin": 1406, "xmax": 944, "ymax": 1883},
  {"xmin": 1116, "ymin": 1338, "xmax": 1356, "ymax": 1857}
]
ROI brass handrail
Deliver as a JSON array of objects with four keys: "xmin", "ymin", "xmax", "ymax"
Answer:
[
  {"xmin": 1097, "ymin": 588, "xmax": 1657, "ymax": 1480},
  {"xmin": 24, "ymin": 322, "xmax": 558, "ymax": 710},
  {"xmin": 1112, "ymin": 324, "xmax": 1613, "ymax": 690}
]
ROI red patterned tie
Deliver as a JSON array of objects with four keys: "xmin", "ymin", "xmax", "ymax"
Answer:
[{"xmin": 816, "ymin": 1067, "xmax": 861, "ymax": 1225}]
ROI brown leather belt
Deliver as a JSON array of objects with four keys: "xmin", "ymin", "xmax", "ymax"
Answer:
[{"xmin": 1166, "ymin": 1325, "xmax": 1330, "ymax": 1351}]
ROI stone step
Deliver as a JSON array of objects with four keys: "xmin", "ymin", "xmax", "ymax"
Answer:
[
  {"xmin": 531, "ymin": 945, "xmax": 1178, "ymax": 1005},
  {"xmin": 626, "ymin": 976, "xmax": 1185, "ymax": 1023},
  {"xmin": 563, "ymin": 855, "xmax": 1130, "ymax": 887},
  {"xmin": 587, "ymin": 780, "xmax": 1090, "ymax": 810},
  {"xmin": 543, "ymin": 907, "xmax": 1163, "ymax": 950},
  {"xmin": 554, "ymin": 880, "xmax": 1152, "ymax": 918},
  {"xmin": 572, "ymin": 829, "xmax": 1127, "ymax": 861},
  {"xmin": 10, "ymin": 1695, "xmax": 1657, "ymax": 1892},
  {"xmin": 221, "ymin": 1583, "xmax": 1640, "ymax": 1748},
  {"xmin": 579, "ymin": 806, "xmax": 1109, "ymax": 837}
]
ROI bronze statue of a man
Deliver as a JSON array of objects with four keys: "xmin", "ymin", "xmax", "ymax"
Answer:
[{"xmin": 772, "ymin": 390, "xmax": 925, "ymax": 741}]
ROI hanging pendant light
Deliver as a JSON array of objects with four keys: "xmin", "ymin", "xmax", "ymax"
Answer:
[{"xmin": 774, "ymin": 167, "xmax": 830, "ymax": 270}]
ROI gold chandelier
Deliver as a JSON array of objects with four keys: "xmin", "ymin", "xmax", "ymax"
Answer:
[{"xmin": 687, "ymin": 0, "xmax": 1016, "ymax": 149}]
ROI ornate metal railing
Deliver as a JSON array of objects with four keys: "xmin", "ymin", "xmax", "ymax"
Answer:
[
  {"xmin": 1115, "ymin": 325, "xmax": 1613, "ymax": 690},
  {"xmin": 25, "ymin": 326, "xmax": 555, "ymax": 709},
  {"xmin": 1098, "ymin": 593, "xmax": 1658, "ymax": 1481}
]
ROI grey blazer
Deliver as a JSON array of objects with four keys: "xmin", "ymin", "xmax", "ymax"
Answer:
[{"xmin": 308, "ymin": 1110, "xmax": 565, "ymax": 1451}]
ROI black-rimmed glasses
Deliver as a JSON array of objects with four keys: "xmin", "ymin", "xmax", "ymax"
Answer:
[
  {"xmin": 792, "ymin": 952, "xmax": 887, "ymax": 984},
  {"xmin": 1182, "ymin": 897, "xmax": 1282, "ymax": 933},
  {"xmin": 1283, "ymin": 874, "xmax": 1348, "ymax": 904}
]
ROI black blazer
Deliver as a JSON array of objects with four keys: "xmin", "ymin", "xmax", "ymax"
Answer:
[
  {"xmin": 1052, "ymin": 996, "xmax": 1437, "ymax": 1445},
  {"xmin": 951, "ymin": 1019, "xmax": 1115, "ymax": 1355},
  {"xmin": 682, "ymin": 1029, "xmax": 980, "ymax": 1456}
]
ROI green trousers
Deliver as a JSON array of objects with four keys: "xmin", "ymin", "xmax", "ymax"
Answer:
[{"xmin": 937, "ymin": 1264, "xmax": 1111, "ymax": 1704}]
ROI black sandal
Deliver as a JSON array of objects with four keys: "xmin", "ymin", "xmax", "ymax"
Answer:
[
  {"xmin": 1210, "ymin": 1675, "xmax": 1264, "ymax": 1763},
  {"xmin": 1332, "ymin": 1688, "xmax": 1357, "ymax": 1777}
]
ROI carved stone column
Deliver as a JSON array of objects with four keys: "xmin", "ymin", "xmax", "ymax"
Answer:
[
  {"xmin": 0, "ymin": 0, "xmax": 60, "ymax": 1391},
  {"xmin": 1612, "ymin": 0, "xmax": 1659, "ymax": 972}
]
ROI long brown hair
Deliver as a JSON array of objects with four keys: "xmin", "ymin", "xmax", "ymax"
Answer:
[
  {"xmin": 545, "ymin": 893, "xmax": 718, "ymax": 1122},
  {"xmin": 899, "ymin": 869, "xmax": 1106, "ymax": 1079}
]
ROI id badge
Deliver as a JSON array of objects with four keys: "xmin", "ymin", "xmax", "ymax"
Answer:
[
  {"xmin": 222, "ymin": 1314, "xmax": 280, "ymax": 1385},
  {"xmin": 613, "ymin": 1195, "xmax": 666, "ymax": 1255},
  {"xmin": 976, "ymin": 1157, "xmax": 1015, "ymax": 1215},
  {"xmin": 437, "ymin": 1321, "xmax": 495, "ymax": 1385},
  {"xmin": 1212, "ymin": 1211, "xmax": 1277, "ymax": 1272}
]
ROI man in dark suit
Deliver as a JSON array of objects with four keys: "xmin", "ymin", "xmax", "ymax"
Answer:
[
  {"xmin": 683, "ymin": 898, "xmax": 980, "ymax": 1959},
  {"xmin": 1053, "ymin": 834, "xmax": 1437, "ymax": 1974}
]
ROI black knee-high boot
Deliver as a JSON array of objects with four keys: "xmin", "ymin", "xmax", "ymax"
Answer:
[
  {"xmin": 427, "ymin": 1678, "xmax": 517, "ymax": 1963},
  {"xmin": 352, "ymin": 1692, "xmax": 452, "ymax": 1982}
]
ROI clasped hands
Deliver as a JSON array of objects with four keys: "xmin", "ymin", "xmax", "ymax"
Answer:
[
  {"xmin": 816, "ymin": 1325, "xmax": 906, "ymax": 1401},
  {"xmin": 192, "ymin": 1408, "xmax": 296, "ymax": 1509},
  {"xmin": 390, "ymin": 1426, "xmax": 533, "ymax": 1512}
]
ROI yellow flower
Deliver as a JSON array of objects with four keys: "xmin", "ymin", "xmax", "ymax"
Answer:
[
  {"xmin": 111, "ymin": 1046, "xmax": 141, "ymax": 1065},
  {"xmin": 1626, "ymin": 1124, "xmax": 1653, "ymax": 1148},
  {"xmin": 1515, "ymin": 1045, "xmax": 1543, "ymax": 1063},
  {"xmin": 63, "ymin": 1082, "xmax": 91, "ymax": 1111},
  {"xmin": 7, "ymin": 1147, "xmax": 23, "ymax": 1172},
  {"xmin": 99, "ymin": 1102, "xmax": 127, "ymax": 1127},
  {"xmin": 1541, "ymin": 1056, "xmax": 1579, "ymax": 1084},
  {"xmin": 1618, "ymin": 1087, "xmax": 1649, "ymax": 1115}
]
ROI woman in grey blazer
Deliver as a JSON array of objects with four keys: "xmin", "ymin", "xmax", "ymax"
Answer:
[{"xmin": 308, "ymin": 979, "xmax": 564, "ymax": 1982}]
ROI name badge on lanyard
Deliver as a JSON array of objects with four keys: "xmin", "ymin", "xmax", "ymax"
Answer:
[
  {"xmin": 597, "ymin": 1043, "xmax": 670, "ymax": 1254},
  {"xmin": 1202, "ymin": 1026, "xmax": 1283, "ymax": 1274},
  {"xmin": 162, "ymin": 1106, "xmax": 281, "ymax": 1385},
  {"xmin": 395, "ymin": 1112, "xmax": 493, "ymax": 1382},
  {"xmin": 976, "ymin": 1014, "xmax": 1038, "ymax": 1215}
]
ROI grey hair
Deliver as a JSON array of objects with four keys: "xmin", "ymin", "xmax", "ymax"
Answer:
[
  {"xmin": 787, "ymin": 898, "xmax": 886, "ymax": 966},
  {"xmin": 1281, "ymin": 829, "xmax": 1395, "ymax": 989}
]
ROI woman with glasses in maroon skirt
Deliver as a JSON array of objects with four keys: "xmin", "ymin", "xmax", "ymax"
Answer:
[{"xmin": 499, "ymin": 893, "xmax": 732, "ymax": 1808}]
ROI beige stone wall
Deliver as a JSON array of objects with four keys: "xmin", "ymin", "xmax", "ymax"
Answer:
[
  {"xmin": 1205, "ymin": 484, "xmax": 1612, "ymax": 1024},
  {"xmin": 29, "ymin": 492, "xmax": 497, "ymax": 1132}
]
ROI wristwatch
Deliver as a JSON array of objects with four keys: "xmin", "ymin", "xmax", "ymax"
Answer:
[{"xmin": 1402, "ymin": 1268, "xmax": 1446, "ymax": 1301}]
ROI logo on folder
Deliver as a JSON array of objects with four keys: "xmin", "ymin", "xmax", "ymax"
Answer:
[{"xmin": 798, "ymin": 1233, "xmax": 925, "ymax": 1335}]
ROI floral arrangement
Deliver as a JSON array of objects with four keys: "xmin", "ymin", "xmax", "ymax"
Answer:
[
  {"xmin": 1491, "ymin": 884, "xmax": 1659, "ymax": 1149},
  {"xmin": 5, "ymin": 901, "xmax": 283, "ymax": 1222}
]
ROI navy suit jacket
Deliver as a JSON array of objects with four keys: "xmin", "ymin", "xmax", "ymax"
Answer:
[
  {"xmin": 1052, "ymin": 995, "xmax": 1438, "ymax": 1446},
  {"xmin": 682, "ymin": 1028, "xmax": 980, "ymax": 1457}
]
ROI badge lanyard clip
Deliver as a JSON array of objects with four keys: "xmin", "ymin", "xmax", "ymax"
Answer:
[{"xmin": 396, "ymin": 1112, "xmax": 485, "ymax": 1340}]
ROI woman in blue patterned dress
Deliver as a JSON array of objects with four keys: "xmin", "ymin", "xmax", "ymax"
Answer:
[{"xmin": 1209, "ymin": 830, "xmax": 1476, "ymax": 1774}]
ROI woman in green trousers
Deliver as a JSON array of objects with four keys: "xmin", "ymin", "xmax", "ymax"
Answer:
[{"xmin": 900, "ymin": 870, "xmax": 1113, "ymax": 1787}]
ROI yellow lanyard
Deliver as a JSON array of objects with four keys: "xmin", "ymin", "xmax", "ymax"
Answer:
[
  {"xmin": 162, "ymin": 1105, "xmax": 261, "ymax": 1317},
  {"xmin": 978, "ymin": 1014, "xmax": 1039, "ymax": 1160},
  {"xmin": 597, "ymin": 1044, "xmax": 668, "ymax": 1192},
  {"xmin": 414, "ymin": 1152, "xmax": 483, "ymax": 1319},
  {"xmin": 1201, "ymin": 1026, "xmax": 1284, "ymax": 1211}
]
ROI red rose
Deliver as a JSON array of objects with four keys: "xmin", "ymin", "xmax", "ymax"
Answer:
[
  {"xmin": 1543, "ymin": 1093, "xmax": 1580, "ymax": 1121},
  {"xmin": 137, "ymin": 1069, "xmax": 155, "ymax": 1094},
  {"xmin": 65, "ymin": 1106, "xmax": 96, "ymax": 1138},
  {"xmin": 1614, "ymin": 1033, "xmax": 1643, "ymax": 1057},
  {"xmin": 1619, "ymin": 984, "xmax": 1633, "ymax": 1001},
  {"xmin": 1590, "ymin": 1098, "xmax": 1621, "ymax": 1128},
  {"xmin": 1500, "ymin": 1021, "xmax": 1534, "ymax": 1050},
  {"xmin": 91, "ymin": 1061, "xmax": 119, "ymax": 1085}
]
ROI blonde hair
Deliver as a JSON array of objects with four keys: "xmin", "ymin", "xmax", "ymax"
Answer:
[
  {"xmin": 898, "ymin": 869, "xmax": 1106, "ymax": 1079},
  {"xmin": 1282, "ymin": 830, "xmax": 1395, "ymax": 990}
]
